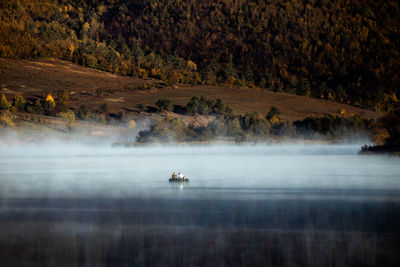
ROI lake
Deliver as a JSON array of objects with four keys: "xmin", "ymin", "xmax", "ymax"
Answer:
[{"xmin": 0, "ymin": 144, "xmax": 399, "ymax": 266}]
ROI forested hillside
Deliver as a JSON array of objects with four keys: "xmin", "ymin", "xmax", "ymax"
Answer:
[{"xmin": 1, "ymin": 0, "xmax": 399, "ymax": 110}]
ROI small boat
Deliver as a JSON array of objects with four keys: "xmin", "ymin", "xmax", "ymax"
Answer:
[{"xmin": 169, "ymin": 178, "xmax": 189, "ymax": 182}]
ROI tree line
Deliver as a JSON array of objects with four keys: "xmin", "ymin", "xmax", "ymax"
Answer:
[
  {"xmin": 140, "ymin": 96, "xmax": 373, "ymax": 143},
  {"xmin": 1, "ymin": 91, "xmax": 398, "ymax": 146}
]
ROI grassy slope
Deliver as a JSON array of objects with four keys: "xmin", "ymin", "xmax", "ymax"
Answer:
[{"xmin": 0, "ymin": 58, "xmax": 380, "ymax": 122}]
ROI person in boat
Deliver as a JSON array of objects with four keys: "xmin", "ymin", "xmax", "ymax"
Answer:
[
  {"xmin": 171, "ymin": 172, "xmax": 177, "ymax": 179},
  {"xmin": 178, "ymin": 172, "xmax": 185, "ymax": 180}
]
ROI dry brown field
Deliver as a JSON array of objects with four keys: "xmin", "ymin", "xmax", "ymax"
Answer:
[{"xmin": 0, "ymin": 58, "xmax": 380, "ymax": 121}]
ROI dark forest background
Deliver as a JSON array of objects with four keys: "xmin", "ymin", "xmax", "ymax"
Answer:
[{"xmin": 1, "ymin": 0, "xmax": 399, "ymax": 110}]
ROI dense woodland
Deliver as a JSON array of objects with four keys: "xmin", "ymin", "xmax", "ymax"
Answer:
[{"xmin": 1, "ymin": 0, "xmax": 399, "ymax": 111}]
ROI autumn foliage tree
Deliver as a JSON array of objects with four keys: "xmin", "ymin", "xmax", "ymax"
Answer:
[
  {"xmin": 12, "ymin": 95, "xmax": 25, "ymax": 112},
  {"xmin": 0, "ymin": 94, "xmax": 11, "ymax": 110}
]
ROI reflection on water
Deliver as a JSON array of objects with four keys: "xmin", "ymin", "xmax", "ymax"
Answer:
[{"xmin": 0, "ymin": 144, "xmax": 399, "ymax": 266}]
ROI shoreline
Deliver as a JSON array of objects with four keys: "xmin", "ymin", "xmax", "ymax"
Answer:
[
  {"xmin": 360, "ymin": 144, "xmax": 400, "ymax": 155},
  {"xmin": 112, "ymin": 139, "xmax": 339, "ymax": 147}
]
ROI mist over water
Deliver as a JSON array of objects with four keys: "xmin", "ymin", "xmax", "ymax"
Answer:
[
  {"xmin": 1, "ymin": 142, "xmax": 400, "ymax": 266},
  {"xmin": 1, "ymin": 143, "xmax": 399, "ymax": 199}
]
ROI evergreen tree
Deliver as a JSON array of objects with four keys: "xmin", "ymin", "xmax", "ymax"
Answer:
[{"xmin": 33, "ymin": 99, "xmax": 43, "ymax": 114}]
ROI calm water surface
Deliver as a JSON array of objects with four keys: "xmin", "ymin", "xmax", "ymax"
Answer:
[
  {"xmin": 0, "ymin": 144, "xmax": 399, "ymax": 199},
  {"xmin": 0, "ymin": 144, "xmax": 399, "ymax": 267}
]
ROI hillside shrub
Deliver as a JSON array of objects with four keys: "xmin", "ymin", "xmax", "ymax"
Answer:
[
  {"xmin": 156, "ymin": 98, "xmax": 174, "ymax": 112},
  {"xmin": 55, "ymin": 98, "xmax": 68, "ymax": 113},
  {"xmin": 137, "ymin": 117, "xmax": 195, "ymax": 142},
  {"xmin": 0, "ymin": 94, "xmax": 11, "ymax": 110},
  {"xmin": 185, "ymin": 96, "xmax": 233, "ymax": 116},
  {"xmin": 59, "ymin": 110, "xmax": 76, "ymax": 130},
  {"xmin": 12, "ymin": 95, "xmax": 26, "ymax": 112},
  {"xmin": 266, "ymin": 106, "xmax": 281, "ymax": 120},
  {"xmin": 77, "ymin": 104, "xmax": 89, "ymax": 120},
  {"xmin": 32, "ymin": 99, "xmax": 44, "ymax": 114},
  {"xmin": 44, "ymin": 94, "xmax": 56, "ymax": 115}
]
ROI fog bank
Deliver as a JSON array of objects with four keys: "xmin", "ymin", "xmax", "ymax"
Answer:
[{"xmin": 1, "ymin": 143, "xmax": 399, "ymax": 200}]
